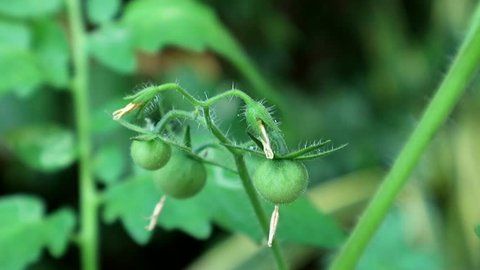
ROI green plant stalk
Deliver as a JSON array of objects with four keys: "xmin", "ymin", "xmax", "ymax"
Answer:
[
  {"xmin": 330, "ymin": 5, "xmax": 480, "ymax": 270},
  {"xmin": 66, "ymin": 1, "xmax": 98, "ymax": 270},
  {"xmin": 203, "ymin": 107, "xmax": 287, "ymax": 270},
  {"xmin": 233, "ymin": 155, "xmax": 288, "ymax": 270}
]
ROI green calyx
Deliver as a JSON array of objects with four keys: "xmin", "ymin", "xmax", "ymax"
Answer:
[
  {"xmin": 253, "ymin": 159, "xmax": 308, "ymax": 204},
  {"xmin": 244, "ymin": 100, "xmax": 280, "ymax": 137},
  {"xmin": 153, "ymin": 148, "xmax": 207, "ymax": 199}
]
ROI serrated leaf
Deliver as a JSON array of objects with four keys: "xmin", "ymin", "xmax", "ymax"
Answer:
[
  {"xmin": 43, "ymin": 208, "xmax": 76, "ymax": 257},
  {"xmin": 4, "ymin": 124, "xmax": 77, "ymax": 172},
  {"xmin": 0, "ymin": 195, "xmax": 76, "ymax": 270},
  {"xmin": 103, "ymin": 174, "xmax": 158, "ymax": 244},
  {"xmin": 89, "ymin": 24, "xmax": 136, "ymax": 73},
  {"xmin": 0, "ymin": 0, "xmax": 62, "ymax": 18},
  {"xmin": 87, "ymin": 0, "xmax": 120, "ymax": 24},
  {"xmin": 33, "ymin": 19, "xmax": 69, "ymax": 88},
  {"xmin": 103, "ymin": 173, "xmax": 212, "ymax": 244},
  {"xmin": 122, "ymin": 0, "xmax": 242, "ymax": 58},
  {"xmin": 93, "ymin": 144, "xmax": 125, "ymax": 184}
]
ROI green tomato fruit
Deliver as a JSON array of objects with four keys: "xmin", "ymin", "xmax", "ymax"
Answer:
[
  {"xmin": 130, "ymin": 138, "xmax": 171, "ymax": 170},
  {"xmin": 154, "ymin": 150, "xmax": 207, "ymax": 199},
  {"xmin": 253, "ymin": 159, "xmax": 308, "ymax": 204}
]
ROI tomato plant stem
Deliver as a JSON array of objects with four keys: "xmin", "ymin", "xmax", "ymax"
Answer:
[
  {"xmin": 330, "ymin": 5, "xmax": 480, "ymax": 270},
  {"xmin": 66, "ymin": 1, "xmax": 98, "ymax": 270},
  {"xmin": 233, "ymin": 155, "xmax": 288, "ymax": 270},
  {"xmin": 202, "ymin": 107, "xmax": 288, "ymax": 270}
]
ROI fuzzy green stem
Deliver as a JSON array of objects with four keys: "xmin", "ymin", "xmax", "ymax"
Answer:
[
  {"xmin": 66, "ymin": 1, "xmax": 98, "ymax": 270},
  {"xmin": 154, "ymin": 110, "xmax": 204, "ymax": 133},
  {"xmin": 329, "ymin": 5, "xmax": 480, "ymax": 270},
  {"xmin": 233, "ymin": 155, "xmax": 288, "ymax": 270},
  {"xmin": 203, "ymin": 107, "xmax": 287, "ymax": 270},
  {"xmin": 129, "ymin": 83, "xmax": 254, "ymax": 108}
]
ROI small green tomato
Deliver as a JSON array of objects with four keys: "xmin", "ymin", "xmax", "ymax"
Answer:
[
  {"xmin": 253, "ymin": 159, "xmax": 308, "ymax": 204},
  {"xmin": 130, "ymin": 138, "xmax": 171, "ymax": 170},
  {"xmin": 153, "ymin": 149, "xmax": 207, "ymax": 199}
]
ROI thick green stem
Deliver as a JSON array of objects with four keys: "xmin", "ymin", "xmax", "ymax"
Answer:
[
  {"xmin": 330, "ymin": 5, "xmax": 480, "ymax": 270},
  {"xmin": 66, "ymin": 1, "xmax": 98, "ymax": 270}
]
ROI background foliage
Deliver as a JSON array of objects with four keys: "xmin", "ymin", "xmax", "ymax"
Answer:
[{"xmin": 0, "ymin": 0, "xmax": 479, "ymax": 269}]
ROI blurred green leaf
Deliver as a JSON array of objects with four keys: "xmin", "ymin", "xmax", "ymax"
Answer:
[
  {"xmin": 103, "ymin": 174, "xmax": 156, "ymax": 244},
  {"xmin": 357, "ymin": 208, "xmax": 443, "ymax": 270},
  {"xmin": 89, "ymin": 24, "xmax": 136, "ymax": 74},
  {"xmin": 4, "ymin": 124, "xmax": 76, "ymax": 172},
  {"xmin": 0, "ymin": 18, "xmax": 69, "ymax": 95},
  {"xmin": 475, "ymin": 225, "xmax": 480, "ymax": 239},
  {"xmin": 119, "ymin": 0, "xmax": 281, "ymax": 105},
  {"xmin": 33, "ymin": 19, "xmax": 69, "ymax": 88},
  {"xmin": 0, "ymin": 0, "xmax": 62, "ymax": 18},
  {"xmin": 122, "ymin": 0, "xmax": 242, "ymax": 58},
  {"xmin": 0, "ymin": 195, "xmax": 76, "ymax": 270},
  {"xmin": 93, "ymin": 143, "xmax": 125, "ymax": 184},
  {"xmin": 0, "ymin": 46, "xmax": 42, "ymax": 96},
  {"xmin": 42, "ymin": 208, "xmax": 76, "ymax": 257},
  {"xmin": 0, "ymin": 20, "xmax": 42, "ymax": 95},
  {"xmin": 277, "ymin": 197, "xmax": 345, "ymax": 247},
  {"xmin": 87, "ymin": 0, "xmax": 120, "ymax": 24},
  {"xmin": 103, "ymin": 173, "xmax": 211, "ymax": 244},
  {"xmin": 91, "ymin": 0, "xmax": 243, "ymax": 74},
  {"xmin": 0, "ymin": 19, "xmax": 30, "ymax": 48}
]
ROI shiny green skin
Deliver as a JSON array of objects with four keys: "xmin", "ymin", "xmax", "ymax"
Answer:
[
  {"xmin": 130, "ymin": 139, "xmax": 171, "ymax": 170},
  {"xmin": 253, "ymin": 160, "xmax": 308, "ymax": 204},
  {"xmin": 154, "ymin": 150, "xmax": 207, "ymax": 199}
]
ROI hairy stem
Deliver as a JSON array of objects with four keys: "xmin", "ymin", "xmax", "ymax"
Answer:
[
  {"xmin": 128, "ymin": 83, "xmax": 254, "ymax": 108},
  {"xmin": 234, "ymin": 155, "xmax": 288, "ymax": 270},
  {"xmin": 203, "ymin": 107, "xmax": 287, "ymax": 270},
  {"xmin": 66, "ymin": 1, "xmax": 98, "ymax": 270},
  {"xmin": 329, "ymin": 4, "xmax": 480, "ymax": 270}
]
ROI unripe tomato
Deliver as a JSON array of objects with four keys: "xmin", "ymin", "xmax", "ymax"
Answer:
[
  {"xmin": 253, "ymin": 159, "xmax": 308, "ymax": 204},
  {"xmin": 130, "ymin": 138, "xmax": 171, "ymax": 170},
  {"xmin": 153, "ymin": 149, "xmax": 207, "ymax": 199}
]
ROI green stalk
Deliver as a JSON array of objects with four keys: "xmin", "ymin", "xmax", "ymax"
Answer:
[
  {"xmin": 233, "ymin": 155, "xmax": 288, "ymax": 270},
  {"xmin": 330, "ymin": 5, "xmax": 480, "ymax": 270},
  {"xmin": 66, "ymin": 1, "xmax": 98, "ymax": 270},
  {"xmin": 203, "ymin": 107, "xmax": 287, "ymax": 270}
]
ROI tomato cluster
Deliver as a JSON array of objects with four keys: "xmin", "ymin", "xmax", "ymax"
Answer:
[
  {"xmin": 130, "ymin": 138, "xmax": 206, "ymax": 199},
  {"xmin": 153, "ymin": 149, "xmax": 206, "ymax": 199}
]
